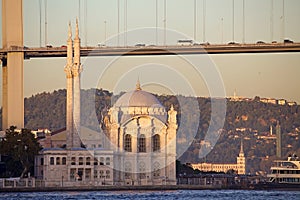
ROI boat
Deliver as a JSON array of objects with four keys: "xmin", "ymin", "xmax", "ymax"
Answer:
[{"xmin": 267, "ymin": 154, "xmax": 300, "ymax": 184}]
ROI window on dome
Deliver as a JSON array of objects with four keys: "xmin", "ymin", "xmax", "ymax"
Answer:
[
  {"xmin": 152, "ymin": 134, "xmax": 160, "ymax": 152},
  {"xmin": 138, "ymin": 134, "xmax": 146, "ymax": 152},
  {"xmin": 124, "ymin": 134, "xmax": 132, "ymax": 152}
]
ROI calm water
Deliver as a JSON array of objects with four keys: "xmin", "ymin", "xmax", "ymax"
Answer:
[{"xmin": 0, "ymin": 190, "xmax": 299, "ymax": 200}]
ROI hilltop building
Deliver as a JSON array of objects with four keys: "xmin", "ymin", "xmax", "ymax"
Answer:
[
  {"xmin": 34, "ymin": 20, "xmax": 177, "ymax": 187},
  {"xmin": 189, "ymin": 139, "xmax": 246, "ymax": 175}
]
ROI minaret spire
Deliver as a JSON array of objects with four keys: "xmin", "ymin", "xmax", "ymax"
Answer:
[
  {"xmin": 65, "ymin": 21, "xmax": 74, "ymax": 149},
  {"xmin": 68, "ymin": 21, "xmax": 72, "ymax": 40},
  {"xmin": 72, "ymin": 17, "xmax": 82, "ymax": 148},
  {"xmin": 66, "ymin": 21, "xmax": 73, "ymax": 67},
  {"xmin": 75, "ymin": 17, "xmax": 80, "ymax": 40},
  {"xmin": 239, "ymin": 137, "xmax": 244, "ymax": 156}
]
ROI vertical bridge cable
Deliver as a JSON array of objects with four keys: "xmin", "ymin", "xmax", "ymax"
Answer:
[
  {"xmin": 270, "ymin": 0, "xmax": 274, "ymax": 42},
  {"xmin": 124, "ymin": 0, "xmax": 127, "ymax": 46},
  {"xmin": 282, "ymin": 0, "xmax": 285, "ymax": 41},
  {"xmin": 194, "ymin": 0, "xmax": 197, "ymax": 42},
  {"xmin": 243, "ymin": 0, "xmax": 245, "ymax": 44},
  {"xmin": 39, "ymin": 0, "xmax": 42, "ymax": 47},
  {"xmin": 203, "ymin": 0, "xmax": 206, "ymax": 43},
  {"xmin": 84, "ymin": 0, "xmax": 87, "ymax": 46},
  {"xmin": 45, "ymin": 0, "xmax": 48, "ymax": 46},
  {"xmin": 156, "ymin": 0, "xmax": 158, "ymax": 46},
  {"xmin": 232, "ymin": 0, "xmax": 235, "ymax": 42},
  {"xmin": 164, "ymin": 0, "xmax": 166, "ymax": 46},
  {"xmin": 117, "ymin": 0, "xmax": 120, "ymax": 46}
]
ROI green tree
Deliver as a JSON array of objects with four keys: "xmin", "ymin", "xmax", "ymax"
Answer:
[{"xmin": 0, "ymin": 126, "xmax": 41, "ymax": 178}]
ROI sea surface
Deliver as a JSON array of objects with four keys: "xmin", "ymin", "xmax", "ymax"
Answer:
[{"xmin": 0, "ymin": 190, "xmax": 300, "ymax": 200}]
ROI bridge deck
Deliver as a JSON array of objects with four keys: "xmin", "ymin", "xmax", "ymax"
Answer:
[{"xmin": 1, "ymin": 43, "xmax": 300, "ymax": 59}]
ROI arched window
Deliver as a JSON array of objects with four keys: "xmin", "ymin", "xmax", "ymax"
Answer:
[
  {"xmin": 152, "ymin": 134, "xmax": 160, "ymax": 152},
  {"xmin": 50, "ymin": 157, "xmax": 54, "ymax": 165},
  {"xmin": 79, "ymin": 157, "xmax": 83, "ymax": 165},
  {"xmin": 124, "ymin": 134, "xmax": 132, "ymax": 152},
  {"xmin": 86, "ymin": 157, "xmax": 91, "ymax": 165},
  {"xmin": 56, "ymin": 157, "xmax": 60, "ymax": 165},
  {"xmin": 138, "ymin": 134, "xmax": 146, "ymax": 152},
  {"xmin": 62, "ymin": 157, "xmax": 66, "ymax": 165}
]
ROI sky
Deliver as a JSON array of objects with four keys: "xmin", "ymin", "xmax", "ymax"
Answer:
[{"xmin": 0, "ymin": 0, "xmax": 300, "ymax": 104}]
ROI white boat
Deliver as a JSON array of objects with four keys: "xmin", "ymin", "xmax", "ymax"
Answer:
[{"xmin": 267, "ymin": 154, "xmax": 300, "ymax": 184}]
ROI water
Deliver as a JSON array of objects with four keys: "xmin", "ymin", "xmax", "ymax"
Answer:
[{"xmin": 0, "ymin": 190, "xmax": 299, "ymax": 200}]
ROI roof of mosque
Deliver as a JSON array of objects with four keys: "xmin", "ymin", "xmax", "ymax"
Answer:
[{"xmin": 114, "ymin": 80, "xmax": 163, "ymax": 108}]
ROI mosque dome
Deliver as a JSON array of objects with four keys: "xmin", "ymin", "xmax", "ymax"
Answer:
[{"xmin": 114, "ymin": 81, "xmax": 163, "ymax": 108}]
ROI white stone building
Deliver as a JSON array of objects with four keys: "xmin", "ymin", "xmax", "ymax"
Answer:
[
  {"xmin": 35, "ymin": 19, "xmax": 178, "ymax": 187},
  {"xmin": 190, "ymin": 140, "xmax": 246, "ymax": 175},
  {"xmin": 103, "ymin": 81, "xmax": 178, "ymax": 185},
  {"xmin": 35, "ymin": 20, "xmax": 113, "ymax": 187}
]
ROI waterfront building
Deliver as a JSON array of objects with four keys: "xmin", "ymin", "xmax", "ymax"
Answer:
[
  {"xmin": 35, "ymin": 20, "xmax": 113, "ymax": 187},
  {"xmin": 102, "ymin": 81, "xmax": 178, "ymax": 185},
  {"xmin": 35, "ymin": 19, "xmax": 177, "ymax": 187},
  {"xmin": 189, "ymin": 139, "xmax": 246, "ymax": 175}
]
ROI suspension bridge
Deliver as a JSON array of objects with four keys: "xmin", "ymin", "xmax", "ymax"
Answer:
[{"xmin": 1, "ymin": 0, "xmax": 299, "ymax": 130}]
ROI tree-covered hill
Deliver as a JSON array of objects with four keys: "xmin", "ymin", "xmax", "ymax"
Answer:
[{"xmin": 1, "ymin": 88, "xmax": 299, "ymax": 175}]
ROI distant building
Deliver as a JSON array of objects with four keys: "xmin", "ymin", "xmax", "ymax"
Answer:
[
  {"xmin": 189, "ymin": 139, "xmax": 246, "ymax": 175},
  {"xmin": 278, "ymin": 99, "xmax": 286, "ymax": 105},
  {"xmin": 287, "ymin": 101, "xmax": 297, "ymax": 106},
  {"xmin": 260, "ymin": 98, "xmax": 277, "ymax": 104}
]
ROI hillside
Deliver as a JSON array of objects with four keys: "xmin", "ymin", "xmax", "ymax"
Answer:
[{"xmin": 1, "ymin": 88, "xmax": 300, "ymax": 175}]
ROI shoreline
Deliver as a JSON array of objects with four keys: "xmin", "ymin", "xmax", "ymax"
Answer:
[{"xmin": 1, "ymin": 184, "xmax": 300, "ymax": 193}]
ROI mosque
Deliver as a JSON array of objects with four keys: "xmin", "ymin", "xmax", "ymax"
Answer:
[{"xmin": 34, "ymin": 20, "xmax": 177, "ymax": 187}]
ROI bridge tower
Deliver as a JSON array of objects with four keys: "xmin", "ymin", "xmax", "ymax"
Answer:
[{"xmin": 2, "ymin": 0, "xmax": 24, "ymax": 130}]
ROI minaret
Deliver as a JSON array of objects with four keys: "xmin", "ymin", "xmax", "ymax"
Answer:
[
  {"xmin": 237, "ymin": 138, "xmax": 246, "ymax": 174},
  {"xmin": 276, "ymin": 121, "xmax": 282, "ymax": 158},
  {"xmin": 72, "ymin": 18, "xmax": 82, "ymax": 148},
  {"xmin": 166, "ymin": 104, "xmax": 178, "ymax": 183},
  {"xmin": 64, "ymin": 22, "xmax": 74, "ymax": 149},
  {"xmin": 239, "ymin": 138, "xmax": 244, "ymax": 157}
]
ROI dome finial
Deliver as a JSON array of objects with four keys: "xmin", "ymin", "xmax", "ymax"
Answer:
[
  {"xmin": 170, "ymin": 104, "xmax": 174, "ymax": 111},
  {"xmin": 136, "ymin": 78, "xmax": 142, "ymax": 90}
]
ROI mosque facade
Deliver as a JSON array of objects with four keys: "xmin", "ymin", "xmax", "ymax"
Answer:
[
  {"xmin": 34, "ymin": 20, "xmax": 178, "ymax": 187},
  {"xmin": 103, "ymin": 82, "xmax": 178, "ymax": 185}
]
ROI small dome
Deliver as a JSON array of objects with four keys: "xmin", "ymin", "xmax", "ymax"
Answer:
[{"xmin": 114, "ymin": 81, "xmax": 163, "ymax": 108}]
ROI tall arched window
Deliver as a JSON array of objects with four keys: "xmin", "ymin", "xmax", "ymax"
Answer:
[
  {"xmin": 138, "ymin": 134, "xmax": 146, "ymax": 152},
  {"xmin": 124, "ymin": 134, "xmax": 132, "ymax": 152},
  {"xmin": 152, "ymin": 134, "xmax": 160, "ymax": 152}
]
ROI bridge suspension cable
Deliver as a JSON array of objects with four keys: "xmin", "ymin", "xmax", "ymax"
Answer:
[
  {"xmin": 39, "ymin": 0, "xmax": 42, "ymax": 47},
  {"xmin": 202, "ymin": 0, "xmax": 206, "ymax": 43},
  {"xmin": 45, "ymin": 0, "xmax": 48, "ymax": 46}
]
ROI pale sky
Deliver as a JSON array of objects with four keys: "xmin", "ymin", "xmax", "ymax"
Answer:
[{"xmin": 0, "ymin": 0, "xmax": 300, "ymax": 104}]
